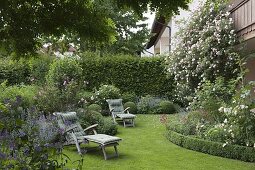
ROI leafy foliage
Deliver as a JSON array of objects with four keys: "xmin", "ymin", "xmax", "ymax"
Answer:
[
  {"xmin": 0, "ymin": 0, "xmax": 116, "ymax": 55},
  {"xmin": 115, "ymin": 0, "xmax": 189, "ymax": 16},
  {"xmin": 96, "ymin": 84, "xmax": 121, "ymax": 111},
  {"xmin": 0, "ymin": 58, "xmax": 30, "ymax": 85},
  {"xmin": 46, "ymin": 58, "xmax": 83, "ymax": 90},
  {"xmin": 0, "ymin": 0, "xmax": 189, "ymax": 56},
  {"xmin": 121, "ymin": 92, "xmax": 137, "ymax": 103},
  {"xmin": 97, "ymin": 4, "xmax": 149, "ymax": 56},
  {"xmin": 190, "ymin": 77, "xmax": 236, "ymax": 122},
  {"xmin": 28, "ymin": 56, "xmax": 54, "ymax": 85},
  {"xmin": 0, "ymin": 82, "xmax": 38, "ymax": 108}
]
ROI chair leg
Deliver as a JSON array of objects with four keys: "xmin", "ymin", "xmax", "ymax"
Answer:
[
  {"xmin": 102, "ymin": 146, "xmax": 107, "ymax": 160},
  {"xmin": 71, "ymin": 132, "xmax": 82, "ymax": 155},
  {"xmin": 114, "ymin": 145, "xmax": 119, "ymax": 157},
  {"xmin": 123, "ymin": 120, "xmax": 126, "ymax": 127}
]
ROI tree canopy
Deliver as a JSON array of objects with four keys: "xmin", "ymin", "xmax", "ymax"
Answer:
[{"xmin": 0, "ymin": 0, "xmax": 190, "ymax": 55}]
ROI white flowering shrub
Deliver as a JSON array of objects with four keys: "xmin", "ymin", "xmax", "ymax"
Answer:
[
  {"xmin": 166, "ymin": 0, "xmax": 240, "ymax": 104},
  {"xmin": 217, "ymin": 81, "xmax": 255, "ymax": 147},
  {"xmin": 95, "ymin": 84, "xmax": 121, "ymax": 111},
  {"xmin": 190, "ymin": 77, "xmax": 236, "ymax": 122}
]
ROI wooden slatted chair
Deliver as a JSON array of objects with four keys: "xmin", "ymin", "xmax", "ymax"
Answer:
[
  {"xmin": 106, "ymin": 99, "xmax": 136, "ymax": 127},
  {"xmin": 53, "ymin": 112, "xmax": 122, "ymax": 160}
]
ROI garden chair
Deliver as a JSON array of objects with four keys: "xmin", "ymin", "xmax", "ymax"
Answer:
[
  {"xmin": 53, "ymin": 112, "xmax": 122, "ymax": 160},
  {"xmin": 106, "ymin": 99, "xmax": 136, "ymax": 127}
]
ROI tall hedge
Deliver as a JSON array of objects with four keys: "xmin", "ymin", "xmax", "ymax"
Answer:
[
  {"xmin": 80, "ymin": 56, "xmax": 174, "ymax": 97},
  {"xmin": 0, "ymin": 55, "xmax": 174, "ymax": 97}
]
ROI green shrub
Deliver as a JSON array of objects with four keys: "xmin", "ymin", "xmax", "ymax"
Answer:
[
  {"xmin": 124, "ymin": 102, "xmax": 137, "ymax": 114},
  {"xmin": 0, "ymin": 82, "xmax": 38, "ymax": 108},
  {"xmin": 121, "ymin": 92, "xmax": 137, "ymax": 103},
  {"xmin": 167, "ymin": 116, "xmax": 196, "ymax": 136},
  {"xmin": 76, "ymin": 90, "xmax": 95, "ymax": 107},
  {"xmin": 35, "ymin": 81, "xmax": 83, "ymax": 114},
  {"xmin": 205, "ymin": 126, "xmax": 229, "ymax": 143},
  {"xmin": 0, "ymin": 58, "xmax": 30, "ymax": 85},
  {"xmin": 77, "ymin": 109, "xmax": 117, "ymax": 135},
  {"xmin": 190, "ymin": 77, "xmax": 235, "ymax": 122},
  {"xmin": 80, "ymin": 56, "xmax": 174, "ymax": 97},
  {"xmin": 0, "ymin": 102, "xmax": 8, "ymax": 114},
  {"xmin": 88, "ymin": 104, "xmax": 102, "ymax": 113},
  {"xmin": 97, "ymin": 84, "xmax": 121, "ymax": 100},
  {"xmin": 34, "ymin": 86, "xmax": 62, "ymax": 114},
  {"xmin": 97, "ymin": 84, "xmax": 121, "ymax": 111},
  {"xmin": 28, "ymin": 56, "xmax": 53, "ymax": 85},
  {"xmin": 98, "ymin": 117, "xmax": 118, "ymax": 136},
  {"xmin": 46, "ymin": 58, "xmax": 83, "ymax": 89},
  {"xmin": 217, "ymin": 81, "xmax": 255, "ymax": 147},
  {"xmin": 166, "ymin": 130, "xmax": 255, "ymax": 162},
  {"xmin": 137, "ymin": 95, "xmax": 163, "ymax": 114},
  {"xmin": 158, "ymin": 101, "xmax": 176, "ymax": 114}
]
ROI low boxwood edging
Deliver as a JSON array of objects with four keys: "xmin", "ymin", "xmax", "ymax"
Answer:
[{"xmin": 166, "ymin": 130, "xmax": 255, "ymax": 162}]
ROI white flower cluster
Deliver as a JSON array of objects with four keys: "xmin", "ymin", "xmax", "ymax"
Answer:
[{"xmin": 217, "ymin": 82, "xmax": 255, "ymax": 147}]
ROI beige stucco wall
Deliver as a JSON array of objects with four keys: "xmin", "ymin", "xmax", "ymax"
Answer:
[{"xmin": 245, "ymin": 56, "xmax": 255, "ymax": 82}]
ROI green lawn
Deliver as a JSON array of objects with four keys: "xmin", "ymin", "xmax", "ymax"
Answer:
[{"xmin": 64, "ymin": 115, "xmax": 255, "ymax": 170}]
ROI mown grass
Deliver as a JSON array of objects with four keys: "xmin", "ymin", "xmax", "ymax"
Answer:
[{"xmin": 64, "ymin": 115, "xmax": 255, "ymax": 170}]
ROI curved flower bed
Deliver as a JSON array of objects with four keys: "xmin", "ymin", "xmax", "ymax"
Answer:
[{"xmin": 166, "ymin": 130, "xmax": 255, "ymax": 162}]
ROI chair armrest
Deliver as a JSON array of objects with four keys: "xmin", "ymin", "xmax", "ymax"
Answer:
[
  {"xmin": 65, "ymin": 125, "xmax": 78, "ymax": 133},
  {"xmin": 124, "ymin": 107, "xmax": 130, "ymax": 114},
  {"xmin": 84, "ymin": 124, "xmax": 98, "ymax": 135},
  {"xmin": 109, "ymin": 108, "xmax": 114, "ymax": 113}
]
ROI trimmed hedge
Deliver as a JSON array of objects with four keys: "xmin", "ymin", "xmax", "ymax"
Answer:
[
  {"xmin": 166, "ymin": 130, "xmax": 255, "ymax": 162},
  {"xmin": 0, "ymin": 55, "xmax": 175, "ymax": 97},
  {"xmin": 80, "ymin": 56, "xmax": 174, "ymax": 97}
]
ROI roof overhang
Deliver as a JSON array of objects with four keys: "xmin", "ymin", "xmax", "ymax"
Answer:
[{"xmin": 145, "ymin": 16, "xmax": 166, "ymax": 49}]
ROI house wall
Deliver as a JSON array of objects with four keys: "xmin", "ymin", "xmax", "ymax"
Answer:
[
  {"xmin": 229, "ymin": 0, "xmax": 255, "ymax": 40},
  {"xmin": 171, "ymin": 0, "xmax": 204, "ymax": 50},
  {"xmin": 159, "ymin": 37, "xmax": 170, "ymax": 55},
  {"xmin": 228, "ymin": 0, "xmax": 255, "ymax": 92}
]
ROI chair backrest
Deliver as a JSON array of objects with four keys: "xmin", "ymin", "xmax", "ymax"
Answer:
[
  {"xmin": 106, "ymin": 99, "xmax": 124, "ymax": 117},
  {"xmin": 54, "ymin": 112, "xmax": 86, "ymax": 143}
]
